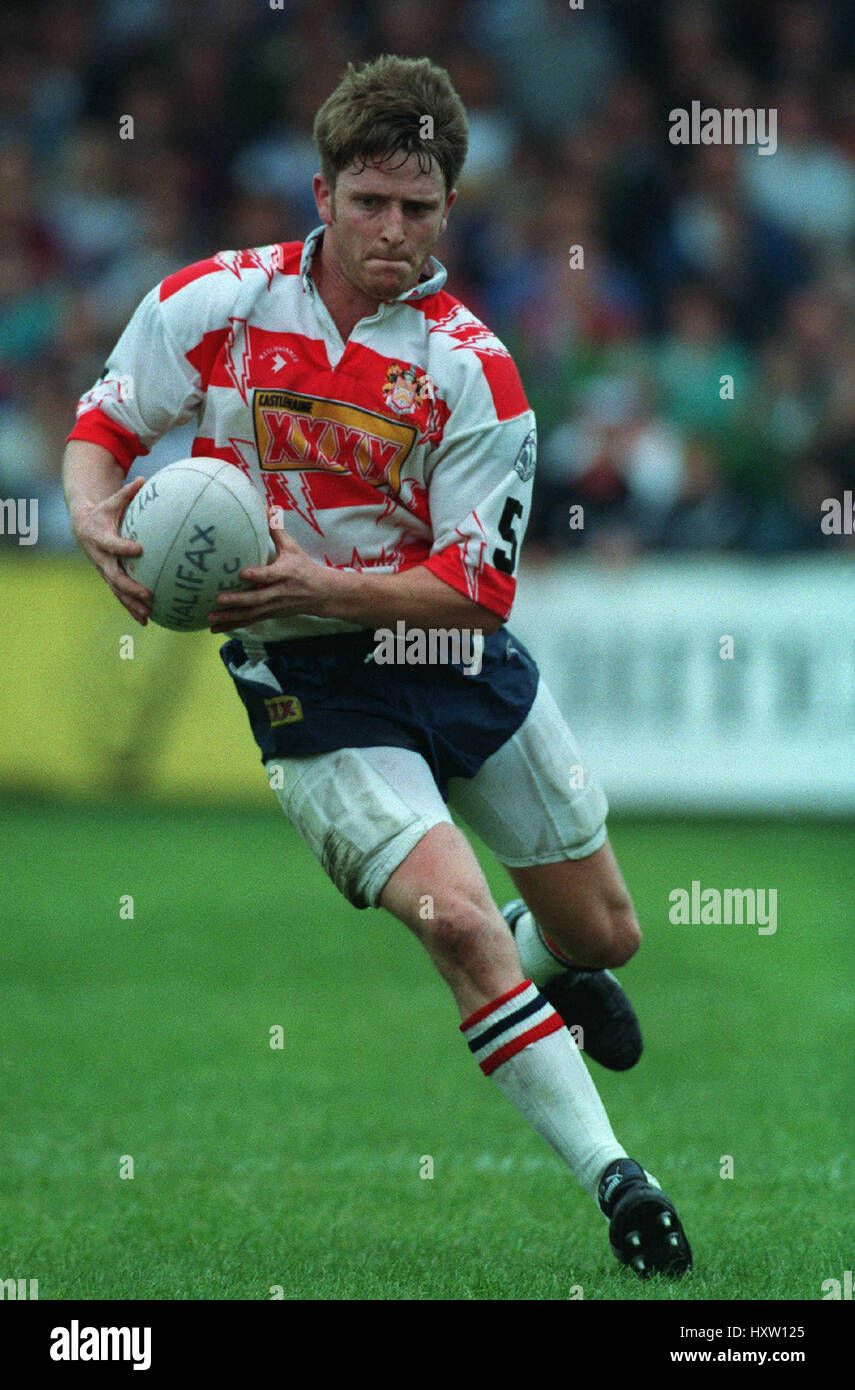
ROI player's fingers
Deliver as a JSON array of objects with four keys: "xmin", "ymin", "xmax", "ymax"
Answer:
[
  {"xmin": 268, "ymin": 505, "xmax": 288, "ymax": 536},
  {"xmin": 117, "ymin": 594, "xmax": 149, "ymax": 625},
  {"xmin": 239, "ymin": 555, "xmax": 280, "ymax": 582},
  {"xmin": 114, "ymin": 579, "xmax": 152, "ymax": 608},
  {"xmin": 100, "ymin": 532, "xmax": 143, "ymax": 557},
  {"xmin": 114, "ymin": 581, "xmax": 152, "ymax": 609},
  {"xmin": 210, "ymin": 583, "xmax": 275, "ymax": 607},
  {"xmin": 112, "ymin": 474, "xmax": 147, "ymax": 506},
  {"xmin": 207, "ymin": 608, "xmax": 259, "ymax": 626},
  {"xmin": 104, "ymin": 559, "xmax": 152, "ymax": 602},
  {"xmin": 106, "ymin": 474, "xmax": 147, "ymax": 530},
  {"xmin": 269, "ymin": 520, "xmax": 293, "ymax": 554},
  {"xmin": 208, "ymin": 599, "xmax": 263, "ymax": 622},
  {"xmin": 241, "ymin": 512, "xmax": 296, "ymax": 580},
  {"xmin": 104, "ymin": 574, "xmax": 149, "ymax": 623}
]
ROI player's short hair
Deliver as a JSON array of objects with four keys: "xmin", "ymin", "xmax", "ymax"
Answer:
[{"xmin": 313, "ymin": 55, "xmax": 468, "ymax": 196}]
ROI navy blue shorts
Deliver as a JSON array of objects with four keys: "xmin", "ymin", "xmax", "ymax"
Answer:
[{"xmin": 220, "ymin": 627, "xmax": 540, "ymax": 799}]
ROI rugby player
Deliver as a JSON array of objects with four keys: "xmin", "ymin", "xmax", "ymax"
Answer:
[{"xmin": 62, "ymin": 55, "xmax": 692, "ymax": 1278}]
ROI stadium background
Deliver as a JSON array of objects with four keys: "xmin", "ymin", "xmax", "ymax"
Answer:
[{"xmin": 1, "ymin": 0, "xmax": 852, "ymax": 1304}]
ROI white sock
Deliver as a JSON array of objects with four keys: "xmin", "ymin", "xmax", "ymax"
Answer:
[
  {"xmin": 512, "ymin": 906, "xmax": 575, "ymax": 986},
  {"xmin": 461, "ymin": 980, "xmax": 627, "ymax": 1198}
]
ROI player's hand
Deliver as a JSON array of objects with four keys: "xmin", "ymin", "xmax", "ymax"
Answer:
[
  {"xmin": 70, "ymin": 475, "xmax": 153, "ymax": 625},
  {"xmin": 208, "ymin": 511, "xmax": 326, "ymax": 632}
]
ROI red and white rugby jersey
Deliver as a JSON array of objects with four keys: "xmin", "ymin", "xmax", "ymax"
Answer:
[{"xmin": 69, "ymin": 226, "xmax": 537, "ymax": 642}]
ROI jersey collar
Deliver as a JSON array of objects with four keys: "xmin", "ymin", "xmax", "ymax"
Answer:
[{"xmin": 300, "ymin": 224, "xmax": 447, "ymax": 303}]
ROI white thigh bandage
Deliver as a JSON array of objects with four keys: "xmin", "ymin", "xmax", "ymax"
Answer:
[
  {"xmin": 447, "ymin": 681, "xmax": 609, "ymax": 866},
  {"xmin": 265, "ymin": 745, "xmax": 453, "ymax": 908}
]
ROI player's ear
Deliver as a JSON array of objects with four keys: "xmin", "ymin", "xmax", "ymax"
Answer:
[
  {"xmin": 440, "ymin": 188, "xmax": 456, "ymax": 233},
  {"xmin": 313, "ymin": 172, "xmax": 334, "ymax": 225}
]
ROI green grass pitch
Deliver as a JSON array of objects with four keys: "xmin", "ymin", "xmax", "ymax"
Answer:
[{"xmin": 1, "ymin": 799, "xmax": 851, "ymax": 1301}]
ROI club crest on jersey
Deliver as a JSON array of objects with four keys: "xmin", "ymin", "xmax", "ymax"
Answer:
[
  {"xmin": 265, "ymin": 694, "xmax": 303, "ymax": 726},
  {"xmin": 513, "ymin": 428, "xmax": 537, "ymax": 482},
  {"xmin": 382, "ymin": 362, "xmax": 434, "ymax": 416}
]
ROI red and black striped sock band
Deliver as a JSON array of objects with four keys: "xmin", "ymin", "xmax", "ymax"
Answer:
[
  {"xmin": 536, "ymin": 921, "xmax": 576, "ymax": 968},
  {"xmin": 460, "ymin": 980, "xmax": 565, "ymax": 1076}
]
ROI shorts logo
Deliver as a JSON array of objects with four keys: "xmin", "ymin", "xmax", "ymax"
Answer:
[{"xmin": 265, "ymin": 695, "xmax": 303, "ymax": 726}]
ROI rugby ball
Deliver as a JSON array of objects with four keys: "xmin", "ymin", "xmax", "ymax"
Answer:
[{"xmin": 119, "ymin": 457, "xmax": 272, "ymax": 630}]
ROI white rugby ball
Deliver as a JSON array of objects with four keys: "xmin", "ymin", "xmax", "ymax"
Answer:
[{"xmin": 119, "ymin": 457, "xmax": 272, "ymax": 630}]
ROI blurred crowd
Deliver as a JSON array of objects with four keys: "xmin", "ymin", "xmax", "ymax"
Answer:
[{"xmin": 2, "ymin": 0, "xmax": 855, "ymax": 554}]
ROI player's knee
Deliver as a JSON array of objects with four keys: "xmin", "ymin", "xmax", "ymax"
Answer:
[
  {"xmin": 600, "ymin": 905, "xmax": 641, "ymax": 967},
  {"xmin": 422, "ymin": 895, "xmax": 503, "ymax": 976},
  {"xmin": 571, "ymin": 899, "xmax": 641, "ymax": 969}
]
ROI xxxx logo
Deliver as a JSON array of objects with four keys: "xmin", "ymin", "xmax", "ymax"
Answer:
[{"xmin": 253, "ymin": 390, "xmax": 415, "ymax": 493}]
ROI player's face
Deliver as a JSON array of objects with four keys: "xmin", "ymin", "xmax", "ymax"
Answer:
[{"xmin": 314, "ymin": 153, "xmax": 455, "ymax": 302}]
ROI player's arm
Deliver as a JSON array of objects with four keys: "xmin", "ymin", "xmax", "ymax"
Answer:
[
  {"xmin": 418, "ymin": 403, "xmax": 536, "ymax": 628},
  {"xmin": 316, "ymin": 558, "xmax": 504, "ymax": 633},
  {"xmin": 64, "ymin": 274, "xmax": 207, "ymax": 623},
  {"xmin": 208, "ymin": 522, "xmax": 503, "ymax": 634},
  {"xmin": 62, "ymin": 439, "xmax": 152, "ymax": 625}
]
